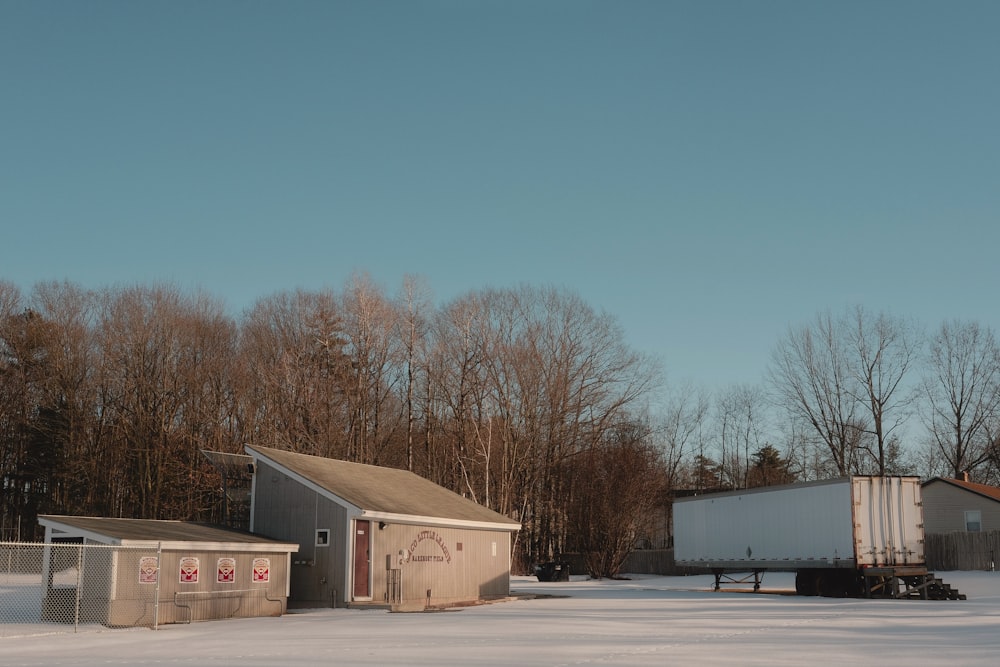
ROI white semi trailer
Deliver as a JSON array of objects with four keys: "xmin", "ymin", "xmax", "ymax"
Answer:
[{"xmin": 674, "ymin": 476, "xmax": 964, "ymax": 599}]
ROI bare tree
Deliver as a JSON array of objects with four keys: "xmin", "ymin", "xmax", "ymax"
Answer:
[
  {"xmin": 920, "ymin": 320, "xmax": 1000, "ymax": 479},
  {"xmin": 427, "ymin": 286, "xmax": 660, "ymax": 569},
  {"xmin": 339, "ymin": 273, "xmax": 403, "ymax": 465},
  {"xmin": 657, "ymin": 382, "xmax": 709, "ymax": 491},
  {"xmin": 518, "ymin": 286, "xmax": 659, "ymax": 564},
  {"xmin": 769, "ymin": 312, "xmax": 868, "ymax": 476},
  {"xmin": 0, "ymin": 282, "xmax": 36, "ymax": 539},
  {"xmin": 846, "ymin": 306, "xmax": 919, "ymax": 475},
  {"xmin": 428, "ymin": 292, "xmax": 488, "ymax": 492},
  {"xmin": 567, "ymin": 421, "xmax": 665, "ymax": 579},
  {"xmin": 0, "ymin": 281, "xmax": 18, "ymax": 320},
  {"xmin": 25, "ymin": 282, "xmax": 98, "ymax": 514},
  {"xmin": 715, "ymin": 384, "xmax": 768, "ymax": 488},
  {"xmin": 95, "ymin": 285, "xmax": 235, "ymax": 519},
  {"xmin": 396, "ymin": 275, "xmax": 432, "ymax": 472},
  {"xmin": 236, "ymin": 289, "xmax": 348, "ymax": 456}
]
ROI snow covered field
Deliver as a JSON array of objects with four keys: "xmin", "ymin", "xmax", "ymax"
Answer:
[{"xmin": 3, "ymin": 571, "xmax": 999, "ymax": 666}]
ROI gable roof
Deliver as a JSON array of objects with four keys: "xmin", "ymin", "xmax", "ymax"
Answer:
[
  {"xmin": 38, "ymin": 515, "xmax": 298, "ymax": 552},
  {"xmin": 246, "ymin": 445, "xmax": 520, "ymax": 531},
  {"xmin": 922, "ymin": 477, "xmax": 1000, "ymax": 504}
]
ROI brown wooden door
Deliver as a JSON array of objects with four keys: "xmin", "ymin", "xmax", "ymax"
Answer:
[{"xmin": 353, "ymin": 520, "xmax": 370, "ymax": 598}]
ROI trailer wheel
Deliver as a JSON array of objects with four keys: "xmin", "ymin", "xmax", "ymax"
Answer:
[
  {"xmin": 816, "ymin": 570, "xmax": 843, "ymax": 598},
  {"xmin": 795, "ymin": 571, "xmax": 819, "ymax": 596},
  {"xmin": 823, "ymin": 571, "xmax": 846, "ymax": 597},
  {"xmin": 812, "ymin": 569, "xmax": 863, "ymax": 597}
]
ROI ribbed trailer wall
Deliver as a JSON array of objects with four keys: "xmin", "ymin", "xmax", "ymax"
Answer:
[{"xmin": 852, "ymin": 476, "xmax": 924, "ymax": 566}]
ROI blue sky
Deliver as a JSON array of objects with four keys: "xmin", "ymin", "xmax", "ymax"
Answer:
[{"xmin": 2, "ymin": 0, "xmax": 998, "ymax": 392}]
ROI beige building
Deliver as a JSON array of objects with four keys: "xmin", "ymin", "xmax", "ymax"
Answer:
[
  {"xmin": 246, "ymin": 445, "xmax": 520, "ymax": 611},
  {"xmin": 37, "ymin": 515, "xmax": 297, "ymax": 626},
  {"xmin": 921, "ymin": 476, "xmax": 1000, "ymax": 534}
]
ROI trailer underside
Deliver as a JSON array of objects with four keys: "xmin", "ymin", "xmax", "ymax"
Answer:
[{"xmin": 709, "ymin": 567, "xmax": 966, "ymax": 600}]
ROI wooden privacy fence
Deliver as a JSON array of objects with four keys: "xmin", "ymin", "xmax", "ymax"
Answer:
[
  {"xmin": 924, "ymin": 531, "xmax": 1000, "ymax": 571},
  {"xmin": 564, "ymin": 549, "xmax": 706, "ymax": 577},
  {"xmin": 620, "ymin": 549, "xmax": 706, "ymax": 575}
]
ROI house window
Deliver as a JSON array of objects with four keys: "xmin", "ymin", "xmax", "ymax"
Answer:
[
  {"xmin": 965, "ymin": 510, "xmax": 982, "ymax": 533},
  {"xmin": 316, "ymin": 529, "xmax": 330, "ymax": 546}
]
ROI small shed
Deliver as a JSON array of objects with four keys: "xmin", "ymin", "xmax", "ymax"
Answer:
[
  {"xmin": 246, "ymin": 445, "xmax": 521, "ymax": 610},
  {"xmin": 921, "ymin": 476, "xmax": 1000, "ymax": 534},
  {"xmin": 37, "ymin": 515, "xmax": 298, "ymax": 626}
]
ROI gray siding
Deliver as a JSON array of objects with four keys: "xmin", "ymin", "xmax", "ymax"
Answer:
[
  {"xmin": 251, "ymin": 456, "xmax": 517, "ymax": 609},
  {"xmin": 252, "ymin": 460, "xmax": 348, "ymax": 606},
  {"xmin": 922, "ymin": 482, "xmax": 1000, "ymax": 534}
]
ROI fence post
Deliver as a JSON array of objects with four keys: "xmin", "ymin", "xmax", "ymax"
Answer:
[
  {"xmin": 74, "ymin": 545, "xmax": 83, "ymax": 632},
  {"xmin": 153, "ymin": 543, "xmax": 162, "ymax": 630}
]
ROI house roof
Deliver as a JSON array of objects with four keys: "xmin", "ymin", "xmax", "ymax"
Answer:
[
  {"xmin": 922, "ymin": 477, "xmax": 1000, "ymax": 504},
  {"xmin": 38, "ymin": 515, "xmax": 298, "ymax": 552},
  {"xmin": 246, "ymin": 445, "xmax": 520, "ymax": 531}
]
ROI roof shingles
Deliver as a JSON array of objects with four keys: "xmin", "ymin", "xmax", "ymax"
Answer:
[
  {"xmin": 39, "ymin": 515, "xmax": 295, "ymax": 546},
  {"xmin": 931, "ymin": 477, "xmax": 1000, "ymax": 503},
  {"xmin": 247, "ymin": 445, "xmax": 519, "ymax": 528}
]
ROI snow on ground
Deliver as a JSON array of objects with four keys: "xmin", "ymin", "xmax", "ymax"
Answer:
[{"xmin": 2, "ymin": 571, "xmax": 999, "ymax": 666}]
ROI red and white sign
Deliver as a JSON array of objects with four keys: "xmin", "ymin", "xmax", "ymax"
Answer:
[
  {"xmin": 217, "ymin": 557, "xmax": 236, "ymax": 583},
  {"xmin": 179, "ymin": 557, "xmax": 200, "ymax": 584},
  {"xmin": 139, "ymin": 556, "xmax": 158, "ymax": 584},
  {"xmin": 252, "ymin": 558, "xmax": 270, "ymax": 583}
]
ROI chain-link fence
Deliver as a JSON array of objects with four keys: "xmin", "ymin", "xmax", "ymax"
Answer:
[{"xmin": 0, "ymin": 542, "xmax": 160, "ymax": 638}]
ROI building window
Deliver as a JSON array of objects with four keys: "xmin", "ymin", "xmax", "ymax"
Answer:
[
  {"xmin": 965, "ymin": 510, "xmax": 982, "ymax": 533},
  {"xmin": 316, "ymin": 529, "xmax": 330, "ymax": 546}
]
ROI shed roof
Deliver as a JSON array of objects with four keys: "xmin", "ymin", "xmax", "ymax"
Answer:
[
  {"xmin": 38, "ymin": 515, "xmax": 298, "ymax": 552},
  {"xmin": 246, "ymin": 445, "xmax": 520, "ymax": 531},
  {"xmin": 922, "ymin": 477, "xmax": 1000, "ymax": 504}
]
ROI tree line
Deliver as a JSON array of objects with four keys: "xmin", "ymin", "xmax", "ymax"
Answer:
[
  {"xmin": 2, "ymin": 278, "xmax": 999, "ymax": 576},
  {"xmin": 0, "ymin": 277, "xmax": 662, "ymax": 574},
  {"xmin": 683, "ymin": 309, "xmax": 1000, "ymax": 496}
]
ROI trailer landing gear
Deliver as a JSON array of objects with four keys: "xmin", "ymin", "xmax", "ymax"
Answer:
[
  {"xmin": 862, "ymin": 568, "xmax": 966, "ymax": 600},
  {"xmin": 712, "ymin": 569, "xmax": 765, "ymax": 592}
]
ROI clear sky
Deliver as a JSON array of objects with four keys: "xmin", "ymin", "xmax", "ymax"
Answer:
[{"xmin": 2, "ymin": 0, "xmax": 998, "ymax": 392}]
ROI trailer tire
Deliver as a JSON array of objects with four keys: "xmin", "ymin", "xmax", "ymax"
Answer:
[
  {"xmin": 818, "ymin": 570, "xmax": 845, "ymax": 597},
  {"xmin": 795, "ymin": 571, "xmax": 819, "ymax": 596}
]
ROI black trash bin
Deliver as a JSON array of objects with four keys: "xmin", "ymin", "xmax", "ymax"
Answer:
[{"xmin": 534, "ymin": 561, "xmax": 570, "ymax": 582}]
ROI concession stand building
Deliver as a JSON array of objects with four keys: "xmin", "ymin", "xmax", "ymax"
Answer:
[
  {"xmin": 37, "ymin": 515, "xmax": 297, "ymax": 626},
  {"xmin": 245, "ymin": 445, "xmax": 521, "ymax": 610}
]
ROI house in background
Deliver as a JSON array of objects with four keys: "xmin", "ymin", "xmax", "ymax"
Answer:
[
  {"xmin": 921, "ymin": 475, "xmax": 1000, "ymax": 534},
  {"xmin": 245, "ymin": 445, "xmax": 521, "ymax": 611}
]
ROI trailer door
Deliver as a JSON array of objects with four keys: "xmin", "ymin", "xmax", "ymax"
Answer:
[{"xmin": 852, "ymin": 477, "xmax": 924, "ymax": 567}]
